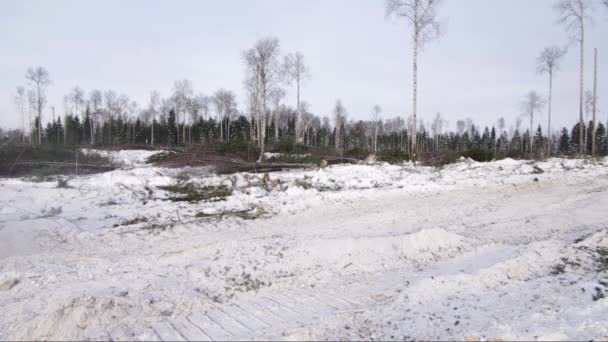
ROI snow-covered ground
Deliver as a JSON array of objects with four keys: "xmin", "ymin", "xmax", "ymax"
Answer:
[{"xmin": 1, "ymin": 151, "xmax": 608, "ymax": 341}]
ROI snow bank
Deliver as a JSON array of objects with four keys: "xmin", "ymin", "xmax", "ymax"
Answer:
[
  {"xmin": 1, "ymin": 156, "xmax": 608, "ymax": 340},
  {"xmin": 81, "ymin": 149, "xmax": 160, "ymax": 167}
]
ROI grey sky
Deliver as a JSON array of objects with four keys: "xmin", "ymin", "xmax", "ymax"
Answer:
[{"xmin": 1, "ymin": 0, "xmax": 607, "ymax": 132}]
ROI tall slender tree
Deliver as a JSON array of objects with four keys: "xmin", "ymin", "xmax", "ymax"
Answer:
[
  {"xmin": 372, "ymin": 105, "xmax": 382, "ymax": 153},
  {"xmin": 14, "ymin": 86, "xmax": 26, "ymax": 143},
  {"xmin": 284, "ymin": 52, "xmax": 310, "ymax": 143},
  {"xmin": 592, "ymin": 48, "xmax": 598, "ymax": 157},
  {"xmin": 243, "ymin": 37, "xmax": 283, "ymax": 162},
  {"xmin": 521, "ymin": 91, "xmax": 545, "ymax": 156},
  {"xmin": 554, "ymin": 0, "xmax": 593, "ymax": 154},
  {"xmin": 386, "ymin": 0, "xmax": 443, "ymax": 164},
  {"xmin": 537, "ymin": 46, "xmax": 567, "ymax": 156},
  {"xmin": 333, "ymin": 100, "xmax": 347, "ymax": 150},
  {"xmin": 89, "ymin": 89, "xmax": 103, "ymax": 145},
  {"xmin": 25, "ymin": 67, "xmax": 51, "ymax": 145},
  {"xmin": 149, "ymin": 90, "xmax": 160, "ymax": 146},
  {"xmin": 172, "ymin": 79, "xmax": 193, "ymax": 144},
  {"xmin": 269, "ymin": 88, "xmax": 286, "ymax": 143}
]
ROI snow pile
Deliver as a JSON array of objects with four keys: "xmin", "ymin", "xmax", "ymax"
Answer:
[
  {"xmin": 325, "ymin": 231, "xmax": 608, "ymax": 341},
  {"xmin": 81, "ymin": 149, "xmax": 160, "ymax": 167},
  {"xmin": 1, "ymin": 150, "xmax": 608, "ymax": 340}
]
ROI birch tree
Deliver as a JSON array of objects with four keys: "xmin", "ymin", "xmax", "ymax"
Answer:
[
  {"xmin": 89, "ymin": 89, "xmax": 103, "ymax": 145},
  {"xmin": 25, "ymin": 67, "xmax": 51, "ymax": 144},
  {"xmin": 28, "ymin": 90, "xmax": 36, "ymax": 144},
  {"xmin": 585, "ymin": 90, "xmax": 594, "ymax": 152},
  {"xmin": 386, "ymin": 0, "xmax": 443, "ymax": 164},
  {"xmin": 521, "ymin": 91, "xmax": 545, "ymax": 156},
  {"xmin": 537, "ymin": 46, "xmax": 566, "ymax": 156},
  {"xmin": 148, "ymin": 90, "xmax": 160, "ymax": 146},
  {"xmin": 172, "ymin": 79, "xmax": 193, "ymax": 144},
  {"xmin": 371, "ymin": 105, "xmax": 382, "ymax": 153},
  {"xmin": 243, "ymin": 37, "xmax": 283, "ymax": 162},
  {"xmin": 333, "ymin": 100, "xmax": 347, "ymax": 150},
  {"xmin": 269, "ymin": 88, "xmax": 286, "ymax": 143},
  {"xmin": 213, "ymin": 89, "xmax": 237, "ymax": 142},
  {"xmin": 554, "ymin": 0, "xmax": 593, "ymax": 154},
  {"xmin": 431, "ymin": 112, "xmax": 444, "ymax": 151},
  {"xmin": 68, "ymin": 87, "xmax": 85, "ymax": 119},
  {"xmin": 592, "ymin": 48, "xmax": 598, "ymax": 157},
  {"xmin": 103, "ymin": 90, "xmax": 117, "ymax": 145},
  {"xmin": 244, "ymin": 75, "xmax": 260, "ymax": 144},
  {"xmin": 14, "ymin": 86, "xmax": 26, "ymax": 143},
  {"xmin": 284, "ymin": 52, "xmax": 310, "ymax": 143}
]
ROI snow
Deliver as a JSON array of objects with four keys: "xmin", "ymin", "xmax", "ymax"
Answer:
[
  {"xmin": 1, "ymin": 150, "xmax": 608, "ymax": 340},
  {"xmin": 81, "ymin": 148, "xmax": 160, "ymax": 168}
]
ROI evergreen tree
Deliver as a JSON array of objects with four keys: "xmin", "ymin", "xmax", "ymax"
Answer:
[
  {"xmin": 533, "ymin": 125, "xmax": 544, "ymax": 154},
  {"xmin": 570, "ymin": 123, "xmax": 582, "ymax": 154},
  {"xmin": 596, "ymin": 122, "xmax": 607, "ymax": 155},
  {"xmin": 168, "ymin": 109, "xmax": 177, "ymax": 145},
  {"xmin": 558, "ymin": 127, "xmax": 570, "ymax": 155}
]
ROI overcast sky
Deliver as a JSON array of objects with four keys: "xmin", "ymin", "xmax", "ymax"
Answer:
[{"xmin": 1, "ymin": 0, "xmax": 607, "ymax": 132}]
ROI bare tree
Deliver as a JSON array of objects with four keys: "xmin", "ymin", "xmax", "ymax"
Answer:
[
  {"xmin": 149, "ymin": 90, "xmax": 161, "ymax": 146},
  {"xmin": 269, "ymin": 88, "xmax": 286, "ymax": 143},
  {"xmin": 14, "ymin": 86, "xmax": 26, "ymax": 143},
  {"xmin": 103, "ymin": 90, "xmax": 117, "ymax": 145},
  {"xmin": 592, "ymin": 48, "xmax": 598, "ymax": 157},
  {"xmin": 27, "ymin": 89, "xmax": 37, "ymax": 144},
  {"xmin": 537, "ymin": 46, "xmax": 567, "ymax": 156},
  {"xmin": 284, "ymin": 52, "xmax": 311, "ymax": 143},
  {"xmin": 25, "ymin": 67, "xmax": 51, "ymax": 144},
  {"xmin": 172, "ymin": 79, "xmax": 193, "ymax": 144},
  {"xmin": 213, "ymin": 89, "xmax": 237, "ymax": 142},
  {"xmin": 386, "ymin": 0, "xmax": 443, "ymax": 163},
  {"xmin": 371, "ymin": 105, "xmax": 382, "ymax": 153},
  {"xmin": 333, "ymin": 100, "xmax": 347, "ymax": 150},
  {"xmin": 244, "ymin": 74, "xmax": 261, "ymax": 144},
  {"xmin": 521, "ymin": 91, "xmax": 545, "ymax": 156},
  {"xmin": 243, "ymin": 37, "xmax": 283, "ymax": 162},
  {"xmin": 497, "ymin": 117, "xmax": 506, "ymax": 152},
  {"xmin": 89, "ymin": 89, "xmax": 103, "ymax": 145},
  {"xmin": 584, "ymin": 89, "xmax": 594, "ymax": 152},
  {"xmin": 431, "ymin": 112, "xmax": 444, "ymax": 151},
  {"xmin": 68, "ymin": 87, "xmax": 85, "ymax": 118},
  {"xmin": 194, "ymin": 93, "xmax": 211, "ymax": 120},
  {"xmin": 554, "ymin": 0, "xmax": 593, "ymax": 154}
]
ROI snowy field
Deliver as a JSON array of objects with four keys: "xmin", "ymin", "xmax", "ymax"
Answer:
[{"xmin": 1, "ymin": 150, "xmax": 608, "ymax": 341}]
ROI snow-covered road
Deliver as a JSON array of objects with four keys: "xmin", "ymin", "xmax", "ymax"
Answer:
[{"xmin": 1, "ymin": 153, "xmax": 608, "ymax": 340}]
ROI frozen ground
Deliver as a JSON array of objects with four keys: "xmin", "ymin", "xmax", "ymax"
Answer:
[{"xmin": 1, "ymin": 151, "xmax": 608, "ymax": 341}]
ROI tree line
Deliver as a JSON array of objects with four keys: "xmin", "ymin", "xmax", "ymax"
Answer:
[{"xmin": 6, "ymin": 0, "xmax": 608, "ymax": 162}]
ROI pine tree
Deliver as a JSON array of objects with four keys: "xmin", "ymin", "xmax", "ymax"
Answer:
[
  {"xmin": 558, "ymin": 127, "xmax": 570, "ymax": 155},
  {"xmin": 570, "ymin": 123, "xmax": 582, "ymax": 154},
  {"xmin": 596, "ymin": 122, "xmax": 607, "ymax": 155},
  {"xmin": 168, "ymin": 109, "xmax": 177, "ymax": 145},
  {"xmin": 533, "ymin": 125, "xmax": 544, "ymax": 156}
]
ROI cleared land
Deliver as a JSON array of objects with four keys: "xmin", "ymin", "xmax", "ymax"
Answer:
[{"xmin": 1, "ymin": 151, "xmax": 607, "ymax": 340}]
